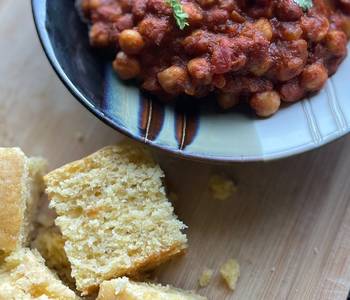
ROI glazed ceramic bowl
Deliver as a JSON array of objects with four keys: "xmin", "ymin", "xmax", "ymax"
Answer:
[{"xmin": 32, "ymin": 0, "xmax": 350, "ymax": 162}]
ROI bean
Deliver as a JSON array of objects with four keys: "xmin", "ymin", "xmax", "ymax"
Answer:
[{"xmin": 250, "ymin": 91, "xmax": 281, "ymax": 117}]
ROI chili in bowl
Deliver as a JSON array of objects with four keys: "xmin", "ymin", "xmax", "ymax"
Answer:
[{"xmin": 80, "ymin": 0, "xmax": 350, "ymax": 117}]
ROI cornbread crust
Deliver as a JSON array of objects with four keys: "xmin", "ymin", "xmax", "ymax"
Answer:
[
  {"xmin": 45, "ymin": 142, "xmax": 188, "ymax": 295},
  {"xmin": 0, "ymin": 248, "xmax": 78, "ymax": 299},
  {"xmin": 97, "ymin": 277, "xmax": 207, "ymax": 300},
  {"xmin": 0, "ymin": 148, "xmax": 46, "ymax": 253},
  {"xmin": 120, "ymin": 243, "xmax": 187, "ymax": 277},
  {"xmin": 34, "ymin": 229, "xmax": 187, "ymax": 295}
]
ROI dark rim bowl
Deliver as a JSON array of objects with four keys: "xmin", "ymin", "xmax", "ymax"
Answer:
[{"xmin": 31, "ymin": 0, "xmax": 350, "ymax": 163}]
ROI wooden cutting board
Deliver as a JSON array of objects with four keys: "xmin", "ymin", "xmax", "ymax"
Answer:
[{"xmin": 1, "ymin": 1, "xmax": 350, "ymax": 299}]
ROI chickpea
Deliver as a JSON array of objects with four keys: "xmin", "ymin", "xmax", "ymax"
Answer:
[
  {"xmin": 93, "ymin": 4, "xmax": 122, "ymax": 23},
  {"xmin": 187, "ymin": 58, "xmax": 212, "ymax": 84},
  {"xmin": 196, "ymin": 0, "xmax": 216, "ymax": 7},
  {"xmin": 142, "ymin": 77, "xmax": 160, "ymax": 92},
  {"xmin": 81, "ymin": 0, "xmax": 101, "ymax": 12},
  {"xmin": 255, "ymin": 18, "xmax": 273, "ymax": 41},
  {"xmin": 182, "ymin": 30, "xmax": 210, "ymax": 55},
  {"xmin": 341, "ymin": 16, "xmax": 350, "ymax": 38},
  {"xmin": 147, "ymin": 0, "xmax": 172, "ymax": 14},
  {"xmin": 241, "ymin": 21, "xmax": 254, "ymax": 38},
  {"xmin": 248, "ymin": 5, "xmax": 273, "ymax": 19},
  {"xmin": 325, "ymin": 30, "xmax": 348, "ymax": 57},
  {"xmin": 81, "ymin": 0, "xmax": 91, "ymax": 12},
  {"xmin": 301, "ymin": 16, "xmax": 329, "ymax": 42},
  {"xmin": 250, "ymin": 91, "xmax": 281, "ymax": 117},
  {"xmin": 275, "ymin": 0, "xmax": 302, "ymax": 21},
  {"xmin": 157, "ymin": 66, "xmax": 189, "ymax": 94},
  {"xmin": 278, "ymin": 22, "xmax": 303, "ymax": 41},
  {"xmin": 217, "ymin": 93, "xmax": 240, "ymax": 110},
  {"xmin": 325, "ymin": 56, "xmax": 344, "ymax": 76},
  {"xmin": 118, "ymin": 29, "xmax": 144, "ymax": 55},
  {"xmin": 241, "ymin": 19, "xmax": 272, "ymax": 41},
  {"xmin": 280, "ymin": 79, "xmax": 305, "ymax": 102},
  {"xmin": 89, "ymin": 0, "xmax": 102, "ymax": 9},
  {"xmin": 113, "ymin": 52, "xmax": 141, "ymax": 80},
  {"xmin": 182, "ymin": 3, "xmax": 203, "ymax": 24},
  {"xmin": 231, "ymin": 10, "xmax": 245, "ymax": 23},
  {"xmin": 89, "ymin": 22, "xmax": 110, "ymax": 47},
  {"xmin": 115, "ymin": 14, "xmax": 134, "ymax": 31},
  {"xmin": 300, "ymin": 63, "xmax": 328, "ymax": 92},
  {"xmin": 212, "ymin": 74, "xmax": 226, "ymax": 89},
  {"xmin": 272, "ymin": 39, "xmax": 308, "ymax": 81},
  {"xmin": 206, "ymin": 8, "xmax": 229, "ymax": 25},
  {"xmin": 184, "ymin": 86, "xmax": 196, "ymax": 96},
  {"xmin": 249, "ymin": 57, "xmax": 272, "ymax": 76},
  {"xmin": 138, "ymin": 17, "xmax": 169, "ymax": 45}
]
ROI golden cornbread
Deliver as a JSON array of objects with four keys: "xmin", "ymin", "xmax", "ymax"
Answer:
[
  {"xmin": 0, "ymin": 248, "xmax": 78, "ymax": 299},
  {"xmin": 32, "ymin": 226, "xmax": 73, "ymax": 286},
  {"xmin": 0, "ymin": 148, "xmax": 47, "ymax": 254},
  {"xmin": 97, "ymin": 277, "xmax": 207, "ymax": 300},
  {"xmin": 44, "ymin": 142, "xmax": 188, "ymax": 295}
]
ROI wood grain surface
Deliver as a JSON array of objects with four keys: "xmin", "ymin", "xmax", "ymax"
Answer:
[{"xmin": 1, "ymin": 1, "xmax": 350, "ymax": 299}]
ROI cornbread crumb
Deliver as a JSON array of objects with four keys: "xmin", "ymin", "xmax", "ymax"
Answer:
[
  {"xmin": 45, "ymin": 142, "xmax": 188, "ymax": 295},
  {"xmin": 32, "ymin": 226, "xmax": 73, "ymax": 286},
  {"xmin": 97, "ymin": 277, "xmax": 207, "ymax": 300},
  {"xmin": 0, "ymin": 148, "xmax": 47, "ymax": 253},
  {"xmin": 0, "ymin": 248, "xmax": 77, "ymax": 299},
  {"xmin": 220, "ymin": 259, "xmax": 240, "ymax": 290},
  {"xmin": 209, "ymin": 174, "xmax": 236, "ymax": 201},
  {"xmin": 198, "ymin": 268, "xmax": 213, "ymax": 287}
]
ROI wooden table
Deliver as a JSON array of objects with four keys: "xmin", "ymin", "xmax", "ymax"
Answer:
[{"xmin": 2, "ymin": 1, "xmax": 350, "ymax": 299}]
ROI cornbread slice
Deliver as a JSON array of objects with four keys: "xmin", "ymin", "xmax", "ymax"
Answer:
[
  {"xmin": 0, "ymin": 248, "xmax": 78, "ymax": 299},
  {"xmin": 220, "ymin": 259, "xmax": 240, "ymax": 290},
  {"xmin": 0, "ymin": 148, "xmax": 47, "ymax": 254},
  {"xmin": 97, "ymin": 277, "xmax": 207, "ymax": 300},
  {"xmin": 45, "ymin": 143, "xmax": 188, "ymax": 295},
  {"xmin": 32, "ymin": 226, "xmax": 73, "ymax": 286}
]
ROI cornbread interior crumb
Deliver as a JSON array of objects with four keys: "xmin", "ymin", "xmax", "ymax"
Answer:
[
  {"xmin": 97, "ymin": 277, "xmax": 207, "ymax": 300},
  {"xmin": 44, "ymin": 142, "xmax": 188, "ymax": 295},
  {"xmin": 0, "ymin": 248, "xmax": 77, "ymax": 299},
  {"xmin": 198, "ymin": 268, "xmax": 213, "ymax": 288},
  {"xmin": 209, "ymin": 174, "xmax": 236, "ymax": 201},
  {"xmin": 220, "ymin": 259, "xmax": 240, "ymax": 290},
  {"xmin": 32, "ymin": 226, "xmax": 74, "ymax": 287}
]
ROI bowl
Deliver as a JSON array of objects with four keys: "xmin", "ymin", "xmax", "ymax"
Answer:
[{"xmin": 32, "ymin": 0, "xmax": 350, "ymax": 162}]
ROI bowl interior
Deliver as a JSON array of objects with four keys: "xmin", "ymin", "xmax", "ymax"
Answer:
[{"xmin": 32, "ymin": 0, "xmax": 350, "ymax": 162}]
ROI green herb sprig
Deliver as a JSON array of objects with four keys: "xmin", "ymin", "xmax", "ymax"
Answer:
[
  {"xmin": 293, "ymin": 0, "xmax": 313, "ymax": 11},
  {"xmin": 166, "ymin": 0, "xmax": 189, "ymax": 30}
]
